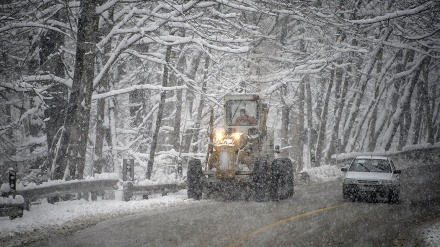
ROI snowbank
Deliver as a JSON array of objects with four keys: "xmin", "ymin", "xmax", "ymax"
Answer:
[
  {"xmin": 0, "ymin": 190, "xmax": 200, "ymax": 245},
  {"xmin": 302, "ymin": 165, "xmax": 345, "ymax": 183}
]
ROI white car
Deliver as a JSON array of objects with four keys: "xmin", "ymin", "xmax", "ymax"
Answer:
[{"xmin": 341, "ymin": 156, "xmax": 401, "ymax": 203}]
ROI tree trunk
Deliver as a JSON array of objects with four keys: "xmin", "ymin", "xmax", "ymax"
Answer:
[
  {"xmin": 296, "ymin": 24, "xmax": 307, "ymax": 171},
  {"xmin": 191, "ymin": 54, "xmax": 210, "ymax": 153},
  {"xmin": 412, "ymin": 87, "xmax": 422, "ymax": 145},
  {"xmin": 351, "ymin": 51, "xmax": 397, "ymax": 152},
  {"xmin": 181, "ymin": 51, "xmax": 202, "ymax": 155},
  {"xmin": 326, "ymin": 68, "xmax": 347, "ymax": 163},
  {"xmin": 306, "ymin": 78, "xmax": 315, "ymax": 167},
  {"xmin": 280, "ymin": 85, "xmax": 290, "ymax": 156},
  {"xmin": 342, "ymin": 28, "xmax": 392, "ymax": 151},
  {"xmin": 326, "ymin": 12, "xmax": 349, "ymax": 162},
  {"xmin": 108, "ymin": 96, "xmax": 118, "ymax": 175},
  {"xmin": 52, "ymin": 0, "xmax": 101, "ymax": 180},
  {"xmin": 383, "ymin": 55, "xmax": 430, "ymax": 151},
  {"xmin": 171, "ymin": 50, "xmax": 187, "ymax": 152},
  {"xmin": 393, "ymin": 50, "xmax": 412, "ymax": 150},
  {"xmin": 366, "ymin": 40, "xmax": 385, "ymax": 152},
  {"xmin": 431, "ymin": 74, "xmax": 439, "ymax": 143},
  {"xmin": 94, "ymin": 10, "xmax": 113, "ymax": 175},
  {"xmin": 367, "ymin": 86, "xmax": 379, "ymax": 152},
  {"xmin": 146, "ymin": 45, "xmax": 172, "ymax": 179},
  {"xmin": 435, "ymin": 98, "xmax": 440, "ymax": 143},
  {"xmin": 71, "ymin": 0, "xmax": 103, "ymax": 180},
  {"xmin": 296, "ymin": 79, "xmax": 305, "ymax": 172},
  {"xmin": 315, "ymin": 73, "xmax": 333, "ymax": 166},
  {"xmin": 398, "ymin": 110, "xmax": 411, "ymax": 150},
  {"xmin": 279, "ymin": 15, "xmax": 290, "ymax": 157},
  {"xmin": 93, "ymin": 97, "xmax": 106, "ymax": 174},
  {"xmin": 420, "ymin": 58, "xmax": 434, "ymax": 145},
  {"xmin": 40, "ymin": 9, "xmax": 68, "ymax": 172},
  {"xmin": 129, "ymin": 44, "xmax": 149, "ymax": 127}
]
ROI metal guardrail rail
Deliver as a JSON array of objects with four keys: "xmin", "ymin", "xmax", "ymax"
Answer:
[
  {"xmin": 123, "ymin": 182, "xmax": 187, "ymax": 201},
  {"xmin": 10, "ymin": 179, "xmax": 187, "ymax": 209},
  {"xmin": 15, "ymin": 179, "xmax": 119, "ymax": 209}
]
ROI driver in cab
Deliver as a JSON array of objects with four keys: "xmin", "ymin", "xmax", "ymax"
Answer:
[{"xmin": 234, "ymin": 109, "xmax": 256, "ymax": 125}]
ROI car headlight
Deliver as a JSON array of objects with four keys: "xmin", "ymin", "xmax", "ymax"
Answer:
[{"xmin": 344, "ymin": 178, "xmax": 357, "ymax": 185}]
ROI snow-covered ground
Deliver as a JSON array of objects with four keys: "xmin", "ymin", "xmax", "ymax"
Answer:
[
  {"xmin": 423, "ymin": 221, "xmax": 440, "ymax": 246},
  {"xmin": 0, "ymin": 190, "xmax": 201, "ymax": 246},
  {"xmin": 1, "ymin": 163, "xmax": 439, "ymax": 247}
]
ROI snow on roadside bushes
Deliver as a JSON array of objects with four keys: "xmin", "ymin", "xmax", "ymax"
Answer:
[
  {"xmin": 302, "ymin": 165, "xmax": 345, "ymax": 183},
  {"xmin": 0, "ymin": 195, "xmax": 24, "ymax": 205}
]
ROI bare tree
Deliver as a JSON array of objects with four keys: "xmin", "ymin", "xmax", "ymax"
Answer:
[{"xmin": 146, "ymin": 45, "xmax": 172, "ymax": 179}]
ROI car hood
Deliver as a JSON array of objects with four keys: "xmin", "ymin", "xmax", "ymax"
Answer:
[{"xmin": 345, "ymin": 171, "xmax": 392, "ymax": 181}]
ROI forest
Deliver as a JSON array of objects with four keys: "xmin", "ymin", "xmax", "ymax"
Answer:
[{"xmin": 0, "ymin": 0, "xmax": 439, "ymax": 184}]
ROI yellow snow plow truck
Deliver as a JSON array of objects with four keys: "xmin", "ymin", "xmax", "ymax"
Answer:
[{"xmin": 187, "ymin": 94, "xmax": 294, "ymax": 201}]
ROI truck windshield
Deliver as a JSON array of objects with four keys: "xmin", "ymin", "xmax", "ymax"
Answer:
[{"xmin": 225, "ymin": 100, "xmax": 258, "ymax": 126}]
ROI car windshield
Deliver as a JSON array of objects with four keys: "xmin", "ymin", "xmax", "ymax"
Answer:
[{"xmin": 349, "ymin": 159, "xmax": 392, "ymax": 173}]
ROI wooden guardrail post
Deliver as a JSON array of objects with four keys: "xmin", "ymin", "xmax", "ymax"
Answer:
[
  {"xmin": 123, "ymin": 182, "xmax": 134, "ymax": 201},
  {"xmin": 91, "ymin": 191, "xmax": 98, "ymax": 201},
  {"xmin": 0, "ymin": 168, "xmax": 25, "ymax": 220},
  {"xmin": 123, "ymin": 159, "xmax": 135, "ymax": 181}
]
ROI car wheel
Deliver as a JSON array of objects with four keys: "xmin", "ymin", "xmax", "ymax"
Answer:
[
  {"xmin": 343, "ymin": 193, "xmax": 356, "ymax": 202},
  {"xmin": 370, "ymin": 193, "xmax": 378, "ymax": 203},
  {"xmin": 272, "ymin": 158, "xmax": 294, "ymax": 200},
  {"xmin": 388, "ymin": 191, "xmax": 400, "ymax": 204},
  {"xmin": 342, "ymin": 187, "xmax": 356, "ymax": 202},
  {"xmin": 187, "ymin": 159, "xmax": 203, "ymax": 200},
  {"xmin": 342, "ymin": 186, "xmax": 349, "ymax": 199},
  {"xmin": 253, "ymin": 160, "xmax": 270, "ymax": 202}
]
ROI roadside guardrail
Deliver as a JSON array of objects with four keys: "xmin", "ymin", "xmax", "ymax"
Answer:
[
  {"xmin": 122, "ymin": 182, "xmax": 187, "ymax": 201},
  {"xmin": 16, "ymin": 178, "xmax": 119, "ymax": 210}
]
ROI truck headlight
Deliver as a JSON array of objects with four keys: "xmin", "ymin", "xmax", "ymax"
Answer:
[
  {"xmin": 233, "ymin": 132, "xmax": 241, "ymax": 140},
  {"xmin": 215, "ymin": 131, "xmax": 224, "ymax": 141}
]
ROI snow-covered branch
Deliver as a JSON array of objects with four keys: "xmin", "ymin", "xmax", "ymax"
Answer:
[
  {"xmin": 0, "ymin": 22, "xmax": 72, "ymax": 39},
  {"xmin": 347, "ymin": 1, "xmax": 436, "ymax": 24},
  {"xmin": 91, "ymin": 84, "xmax": 188, "ymax": 100},
  {"xmin": 0, "ymin": 75, "xmax": 71, "ymax": 93}
]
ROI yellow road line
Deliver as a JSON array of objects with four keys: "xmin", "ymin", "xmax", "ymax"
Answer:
[{"xmin": 227, "ymin": 204, "xmax": 341, "ymax": 247}]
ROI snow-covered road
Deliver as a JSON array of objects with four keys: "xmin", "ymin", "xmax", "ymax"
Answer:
[
  {"xmin": 1, "ymin": 157, "xmax": 439, "ymax": 246},
  {"xmin": 0, "ymin": 191, "xmax": 203, "ymax": 246}
]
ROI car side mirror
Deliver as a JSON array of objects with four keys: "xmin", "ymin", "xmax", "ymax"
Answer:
[
  {"xmin": 341, "ymin": 167, "xmax": 348, "ymax": 172},
  {"xmin": 393, "ymin": 170, "xmax": 401, "ymax": 174}
]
